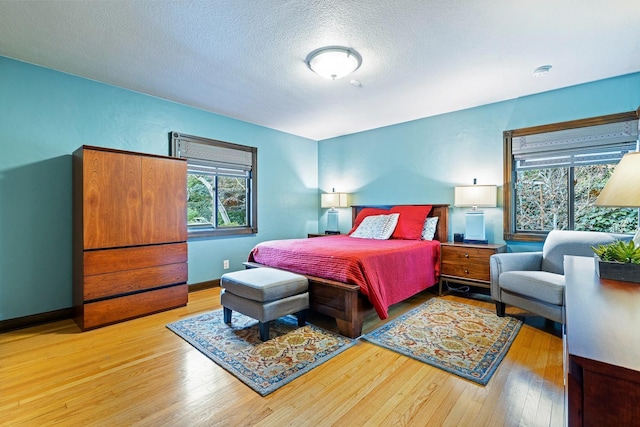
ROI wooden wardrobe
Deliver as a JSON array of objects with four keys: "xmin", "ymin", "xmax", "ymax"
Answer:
[{"xmin": 73, "ymin": 146, "xmax": 188, "ymax": 330}]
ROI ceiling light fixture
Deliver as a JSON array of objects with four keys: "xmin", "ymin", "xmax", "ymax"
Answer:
[
  {"xmin": 306, "ymin": 46, "xmax": 362, "ymax": 80},
  {"xmin": 532, "ymin": 65, "xmax": 552, "ymax": 77}
]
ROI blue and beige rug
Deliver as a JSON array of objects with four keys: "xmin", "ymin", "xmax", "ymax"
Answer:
[
  {"xmin": 167, "ymin": 309, "xmax": 357, "ymax": 396},
  {"xmin": 362, "ymin": 298, "xmax": 522, "ymax": 385}
]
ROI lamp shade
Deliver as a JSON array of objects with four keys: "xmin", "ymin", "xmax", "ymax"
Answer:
[
  {"xmin": 321, "ymin": 192, "xmax": 349, "ymax": 208},
  {"xmin": 454, "ymin": 185, "xmax": 497, "ymax": 208},
  {"xmin": 595, "ymin": 152, "xmax": 640, "ymax": 207}
]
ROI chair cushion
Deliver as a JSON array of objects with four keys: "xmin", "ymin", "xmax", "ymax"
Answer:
[
  {"xmin": 220, "ymin": 268, "xmax": 308, "ymax": 302},
  {"xmin": 499, "ymin": 271, "xmax": 565, "ymax": 305}
]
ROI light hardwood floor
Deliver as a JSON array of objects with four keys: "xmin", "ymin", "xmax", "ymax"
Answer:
[{"xmin": 1, "ymin": 287, "xmax": 564, "ymax": 426}]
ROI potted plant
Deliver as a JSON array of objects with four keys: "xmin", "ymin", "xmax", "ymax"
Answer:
[{"xmin": 592, "ymin": 240, "xmax": 640, "ymax": 284}]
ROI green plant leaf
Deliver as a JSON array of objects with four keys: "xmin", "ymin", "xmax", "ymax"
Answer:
[{"xmin": 592, "ymin": 240, "xmax": 640, "ymax": 263}]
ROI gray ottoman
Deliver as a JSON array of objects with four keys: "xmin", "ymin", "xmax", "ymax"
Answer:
[{"xmin": 220, "ymin": 268, "xmax": 309, "ymax": 341}]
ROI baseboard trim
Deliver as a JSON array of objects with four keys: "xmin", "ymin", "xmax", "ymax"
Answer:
[
  {"xmin": 188, "ymin": 279, "xmax": 220, "ymax": 292},
  {"xmin": 0, "ymin": 280, "xmax": 221, "ymax": 333},
  {"xmin": 0, "ymin": 308, "xmax": 73, "ymax": 333}
]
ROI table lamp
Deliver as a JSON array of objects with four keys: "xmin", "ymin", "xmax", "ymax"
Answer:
[
  {"xmin": 595, "ymin": 151, "xmax": 640, "ymax": 247},
  {"xmin": 321, "ymin": 191, "xmax": 349, "ymax": 234},
  {"xmin": 454, "ymin": 180, "xmax": 497, "ymax": 244}
]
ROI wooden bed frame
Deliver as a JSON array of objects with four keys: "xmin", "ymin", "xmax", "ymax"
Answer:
[{"xmin": 245, "ymin": 204, "xmax": 449, "ymax": 338}]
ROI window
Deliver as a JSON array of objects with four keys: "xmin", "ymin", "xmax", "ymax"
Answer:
[
  {"xmin": 170, "ymin": 132, "xmax": 257, "ymax": 237},
  {"xmin": 503, "ymin": 110, "xmax": 639, "ymax": 242}
]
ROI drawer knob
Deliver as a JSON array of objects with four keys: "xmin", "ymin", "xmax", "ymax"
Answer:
[
  {"xmin": 464, "ymin": 253, "xmax": 469, "ymax": 258},
  {"xmin": 464, "ymin": 269, "xmax": 469, "ymax": 274}
]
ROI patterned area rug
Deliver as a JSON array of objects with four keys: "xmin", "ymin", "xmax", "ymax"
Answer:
[
  {"xmin": 167, "ymin": 309, "xmax": 357, "ymax": 396},
  {"xmin": 362, "ymin": 298, "xmax": 522, "ymax": 385}
]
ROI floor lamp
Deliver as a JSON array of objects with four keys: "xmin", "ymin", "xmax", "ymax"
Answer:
[{"xmin": 454, "ymin": 181, "xmax": 497, "ymax": 244}]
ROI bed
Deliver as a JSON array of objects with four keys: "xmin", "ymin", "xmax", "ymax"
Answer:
[{"xmin": 245, "ymin": 204, "xmax": 449, "ymax": 338}]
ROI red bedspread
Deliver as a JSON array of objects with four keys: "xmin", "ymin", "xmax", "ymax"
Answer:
[{"xmin": 248, "ymin": 235, "xmax": 441, "ymax": 319}]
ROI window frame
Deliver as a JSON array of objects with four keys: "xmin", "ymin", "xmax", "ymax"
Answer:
[
  {"xmin": 170, "ymin": 132, "xmax": 258, "ymax": 239},
  {"xmin": 503, "ymin": 108, "xmax": 639, "ymax": 242}
]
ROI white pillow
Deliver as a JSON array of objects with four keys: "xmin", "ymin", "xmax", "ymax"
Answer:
[
  {"xmin": 421, "ymin": 216, "xmax": 439, "ymax": 240},
  {"xmin": 350, "ymin": 214, "xmax": 400, "ymax": 240}
]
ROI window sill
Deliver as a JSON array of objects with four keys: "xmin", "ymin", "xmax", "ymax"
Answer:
[
  {"xmin": 188, "ymin": 227, "xmax": 257, "ymax": 239},
  {"xmin": 504, "ymin": 231, "xmax": 548, "ymax": 243}
]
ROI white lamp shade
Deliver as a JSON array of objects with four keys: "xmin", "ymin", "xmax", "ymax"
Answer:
[
  {"xmin": 595, "ymin": 152, "xmax": 640, "ymax": 207},
  {"xmin": 321, "ymin": 193, "xmax": 349, "ymax": 208},
  {"xmin": 306, "ymin": 47, "xmax": 362, "ymax": 80},
  {"xmin": 454, "ymin": 185, "xmax": 497, "ymax": 208}
]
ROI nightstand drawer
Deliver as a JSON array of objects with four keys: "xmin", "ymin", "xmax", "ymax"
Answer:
[
  {"xmin": 441, "ymin": 262, "xmax": 490, "ymax": 282},
  {"xmin": 441, "ymin": 245, "xmax": 494, "ymax": 264}
]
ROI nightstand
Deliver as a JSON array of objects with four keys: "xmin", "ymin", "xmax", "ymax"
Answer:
[{"xmin": 439, "ymin": 241, "xmax": 506, "ymax": 295}]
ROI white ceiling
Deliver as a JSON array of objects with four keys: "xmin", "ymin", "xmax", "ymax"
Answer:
[{"xmin": 1, "ymin": 1, "xmax": 639, "ymax": 141}]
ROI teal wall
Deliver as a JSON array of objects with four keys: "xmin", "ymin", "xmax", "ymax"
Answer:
[
  {"xmin": 318, "ymin": 72, "xmax": 640, "ymax": 250},
  {"xmin": 2, "ymin": 52, "xmax": 639, "ymax": 322},
  {"xmin": 0, "ymin": 56, "xmax": 318, "ymax": 321}
]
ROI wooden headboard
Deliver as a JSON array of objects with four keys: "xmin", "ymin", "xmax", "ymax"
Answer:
[{"xmin": 351, "ymin": 204, "xmax": 449, "ymax": 243}]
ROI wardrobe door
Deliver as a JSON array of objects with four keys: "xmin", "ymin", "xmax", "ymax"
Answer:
[
  {"xmin": 83, "ymin": 149, "xmax": 142, "ymax": 249},
  {"xmin": 141, "ymin": 156, "xmax": 187, "ymax": 245}
]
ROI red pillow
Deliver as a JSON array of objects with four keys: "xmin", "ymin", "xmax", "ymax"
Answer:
[
  {"xmin": 348, "ymin": 208, "xmax": 390, "ymax": 234},
  {"xmin": 390, "ymin": 205, "xmax": 433, "ymax": 240}
]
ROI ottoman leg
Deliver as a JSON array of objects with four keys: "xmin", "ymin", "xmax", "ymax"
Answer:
[
  {"xmin": 223, "ymin": 307, "xmax": 232, "ymax": 324},
  {"xmin": 296, "ymin": 309, "xmax": 308, "ymax": 327},
  {"xmin": 259, "ymin": 321, "xmax": 270, "ymax": 341}
]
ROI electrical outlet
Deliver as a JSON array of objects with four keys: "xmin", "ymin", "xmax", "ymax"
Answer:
[{"xmin": 223, "ymin": 259, "xmax": 230, "ymax": 269}]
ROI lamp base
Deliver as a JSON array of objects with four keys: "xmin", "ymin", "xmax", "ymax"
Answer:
[
  {"xmin": 326, "ymin": 209, "xmax": 339, "ymax": 234},
  {"xmin": 464, "ymin": 210, "xmax": 486, "ymax": 242}
]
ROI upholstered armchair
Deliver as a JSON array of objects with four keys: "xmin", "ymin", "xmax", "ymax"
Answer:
[{"xmin": 490, "ymin": 230, "xmax": 631, "ymax": 324}]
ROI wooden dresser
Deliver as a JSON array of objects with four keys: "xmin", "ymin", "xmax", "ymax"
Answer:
[
  {"xmin": 564, "ymin": 255, "xmax": 640, "ymax": 427},
  {"xmin": 439, "ymin": 242, "xmax": 506, "ymax": 295},
  {"xmin": 73, "ymin": 146, "xmax": 188, "ymax": 330}
]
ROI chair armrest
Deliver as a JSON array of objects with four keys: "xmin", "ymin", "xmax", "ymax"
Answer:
[{"xmin": 490, "ymin": 252, "xmax": 543, "ymax": 301}]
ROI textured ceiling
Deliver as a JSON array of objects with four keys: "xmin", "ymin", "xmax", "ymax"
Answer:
[{"xmin": 1, "ymin": 0, "xmax": 639, "ymax": 140}]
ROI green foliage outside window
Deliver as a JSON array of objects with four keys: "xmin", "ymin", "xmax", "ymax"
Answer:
[
  {"xmin": 515, "ymin": 164, "xmax": 637, "ymax": 233},
  {"xmin": 187, "ymin": 174, "xmax": 247, "ymax": 228}
]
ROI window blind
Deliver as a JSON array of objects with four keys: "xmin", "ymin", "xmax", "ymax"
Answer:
[
  {"xmin": 171, "ymin": 132, "xmax": 255, "ymax": 170},
  {"xmin": 187, "ymin": 159, "xmax": 251, "ymax": 177},
  {"xmin": 513, "ymin": 119, "xmax": 639, "ymax": 170}
]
